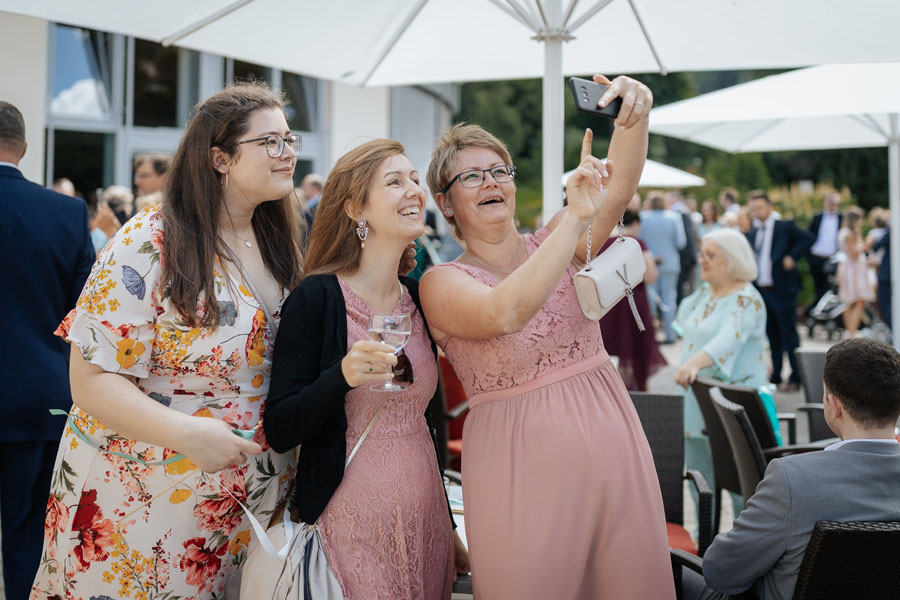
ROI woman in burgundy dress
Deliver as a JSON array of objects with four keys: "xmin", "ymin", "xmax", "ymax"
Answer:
[{"xmin": 598, "ymin": 208, "xmax": 667, "ymax": 390}]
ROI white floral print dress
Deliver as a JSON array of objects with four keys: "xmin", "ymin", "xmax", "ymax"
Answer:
[{"xmin": 31, "ymin": 205, "xmax": 292, "ymax": 600}]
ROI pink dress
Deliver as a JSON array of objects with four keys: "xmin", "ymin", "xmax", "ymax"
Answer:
[
  {"xmin": 837, "ymin": 228, "xmax": 875, "ymax": 304},
  {"xmin": 426, "ymin": 227, "xmax": 674, "ymax": 599},
  {"xmin": 316, "ymin": 280, "xmax": 455, "ymax": 600}
]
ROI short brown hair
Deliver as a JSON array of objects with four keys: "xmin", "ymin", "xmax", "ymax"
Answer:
[
  {"xmin": 719, "ymin": 187, "xmax": 739, "ymax": 205},
  {"xmin": 747, "ymin": 189, "xmax": 771, "ymax": 204},
  {"xmin": 134, "ymin": 152, "xmax": 171, "ymax": 176},
  {"xmin": 426, "ymin": 123, "xmax": 514, "ymax": 239},
  {"xmin": 823, "ymin": 338, "xmax": 900, "ymax": 429},
  {"xmin": 647, "ymin": 190, "xmax": 666, "ymax": 211},
  {"xmin": 0, "ymin": 101, "xmax": 26, "ymax": 152},
  {"xmin": 304, "ymin": 139, "xmax": 416, "ymax": 277}
]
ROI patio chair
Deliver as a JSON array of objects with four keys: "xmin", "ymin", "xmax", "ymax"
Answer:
[
  {"xmin": 710, "ymin": 391, "xmax": 767, "ymax": 500},
  {"xmin": 692, "ymin": 379, "xmax": 829, "ymax": 533},
  {"xmin": 671, "ymin": 520, "xmax": 900, "ymax": 600},
  {"xmin": 794, "ymin": 348, "xmax": 834, "ymax": 442},
  {"xmin": 630, "ymin": 392, "xmax": 714, "ymax": 556},
  {"xmin": 427, "ymin": 356, "xmax": 469, "ymax": 471}
]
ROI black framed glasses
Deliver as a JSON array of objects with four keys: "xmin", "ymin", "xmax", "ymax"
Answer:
[
  {"xmin": 441, "ymin": 164, "xmax": 516, "ymax": 194},
  {"xmin": 392, "ymin": 350, "xmax": 414, "ymax": 385},
  {"xmin": 236, "ymin": 133, "xmax": 302, "ymax": 158}
]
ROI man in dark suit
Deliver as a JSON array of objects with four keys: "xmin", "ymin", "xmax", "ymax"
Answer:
[
  {"xmin": 807, "ymin": 191, "xmax": 843, "ymax": 308},
  {"xmin": 0, "ymin": 101, "xmax": 95, "ymax": 597},
  {"xmin": 684, "ymin": 337, "xmax": 900, "ymax": 600},
  {"xmin": 746, "ymin": 191, "xmax": 813, "ymax": 391}
]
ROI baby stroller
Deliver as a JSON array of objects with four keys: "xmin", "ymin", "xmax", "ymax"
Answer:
[{"xmin": 806, "ymin": 256, "xmax": 845, "ymax": 339}]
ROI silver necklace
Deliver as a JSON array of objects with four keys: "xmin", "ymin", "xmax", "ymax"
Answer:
[
  {"xmin": 223, "ymin": 228, "xmax": 252, "ymax": 248},
  {"xmin": 466, "ymin": 236, "xmax": 522, "ymax": 275}
]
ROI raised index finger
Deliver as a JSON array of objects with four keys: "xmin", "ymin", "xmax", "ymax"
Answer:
[{"xmin": 581, "ymin": 128, "xmax": 594, "ymax": 162}]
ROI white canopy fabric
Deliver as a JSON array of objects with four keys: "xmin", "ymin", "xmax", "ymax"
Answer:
[
  {"xmin": 562, "ymin": 158, "xmax": 705, "ymax": 188},
  {"xmin": 4, "ymin": 0, "xmax": 900, "ymax": 222},
  {"xmin": 648, "ymin": 63, "xmax": 900, "ymax": 348}
]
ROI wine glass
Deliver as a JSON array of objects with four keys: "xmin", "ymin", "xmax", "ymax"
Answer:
[{"xmin": 367, "ymin": 313, "xmax": 412, "ymax": 392}]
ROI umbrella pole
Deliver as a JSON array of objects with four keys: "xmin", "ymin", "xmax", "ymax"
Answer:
[
  {"xmin": 541, "ymin": 0, "xmax": 565, "ymax": 227},
  {"xmin": 889, "ymin": 136, "xmax": 900, "ymax": 350}
]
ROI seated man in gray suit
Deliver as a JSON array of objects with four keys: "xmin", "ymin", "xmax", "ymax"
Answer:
[{"xmin": 684, "ymin": 337, "xmax": 900, "ymax": 600}]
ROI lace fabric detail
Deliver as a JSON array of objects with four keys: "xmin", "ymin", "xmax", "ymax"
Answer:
[
  {"xmin": 428, "ymin": 228, "xmax": 605, "ymax": 397},
  {"xmin": 317, "ymin": 281, "xmax": 453, "ymax": 599}
]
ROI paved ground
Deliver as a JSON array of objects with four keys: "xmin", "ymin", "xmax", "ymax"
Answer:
[{"xmin": 2, "ymin": 329, "xmax": 838, "ymax": 600}]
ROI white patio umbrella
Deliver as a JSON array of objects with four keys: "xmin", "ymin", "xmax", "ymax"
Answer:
[
  {"xmin": 562, "ymin": 158, "xmax": 704, "ymax": 188},
  {"xmin": 3, "ymin": 1, "xmax": 900, "ymax": 223},
  {"xmin": 648, "ymin": 62, "xmax": 900, "ymax": 348}
]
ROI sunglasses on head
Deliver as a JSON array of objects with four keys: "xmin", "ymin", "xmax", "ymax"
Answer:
[{"xmin": 392, "ymin": 350, "xmax": 414, "ymax": 385}]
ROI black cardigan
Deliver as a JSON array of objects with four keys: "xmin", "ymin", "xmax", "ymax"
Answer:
[{"xmin": 264, "ymin": 273, "xmax": 454, "ymax": 526}]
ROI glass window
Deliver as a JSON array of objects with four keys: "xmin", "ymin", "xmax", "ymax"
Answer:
[
  {"xmin": 50, "ymin": 25, "xmax": 113, "ymax": 120},
  {"xmin": 293, "ymin": 159, "xmax": 314, "ymax": 188},
  {"xmin": 233, "ymin": 60, "xmax": 272, "ymax": 84},
  {"xmin": 133, "ymin": 39, "xmax": 179, "ymax": 127},
  {"xmin": 52, "ymin": 130, "xmax": 114, "ymax": 197},
  {"xmin": 282, "ymin": 72, "xmax": 316, "ymax": 132}
]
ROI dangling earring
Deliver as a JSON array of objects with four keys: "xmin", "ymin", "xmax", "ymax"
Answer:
[
  {"xmin": 356, "ymin": 218, "xmax": 369, "ymax": 248},
  {"xmin": 222, "ymin": 172, "xmax": 229, "ymax": 191}
]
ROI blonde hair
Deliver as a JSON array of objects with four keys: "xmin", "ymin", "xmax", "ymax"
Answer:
[
  {"xmin": 426, "ymin": 123, "xmax": 513, "ymax": 239},
  {"xmin": 703, "ymin": 228, "xmax": 758, "ymax": 282},
  {"xmin": 304, "ymin": 139, "xmax": 416, "ymax": 277}
]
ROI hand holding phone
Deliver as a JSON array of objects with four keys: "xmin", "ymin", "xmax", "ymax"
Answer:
[{"xmin": 569, "ymin": 77, "xmax": 622, "ymax": 120}]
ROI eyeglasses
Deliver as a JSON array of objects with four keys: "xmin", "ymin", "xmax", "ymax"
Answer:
[
  {"xmin": 697, "ymin": 251, "xmax": 722, "ymax": 262},
  {"xmin": 392, "ymin": 350, "xmax": 414, "ymax": 385},
  {"xmin": 236, "ymin": 133, "xmax": 302, "ymax": 158},
  {"xmin": 441, "ymin": 165, "xmax": 516, "ymax": 194}
]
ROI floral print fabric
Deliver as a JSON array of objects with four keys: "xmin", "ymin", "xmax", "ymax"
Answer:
[{"xmin": 31, "ymin": 206, "xmax": 292, "ymax": 600}]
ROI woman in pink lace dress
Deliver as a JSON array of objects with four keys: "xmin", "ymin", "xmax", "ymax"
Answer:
[
  {"xmin": 264, "ymin": 139, "xmax": 467, "ymax": 599},
  {"xmin": 421, "ymin": 75, "xmax": 675, "ymax": 599}
]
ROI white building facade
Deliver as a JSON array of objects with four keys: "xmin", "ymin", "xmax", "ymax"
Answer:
[{"xmin": 0, "ymin": 13, "xmax": 457, "ymax": 200}]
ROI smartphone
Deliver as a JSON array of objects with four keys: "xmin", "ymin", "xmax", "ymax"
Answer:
[{"xmin": 568, "ymin": 77, "xmax": 621, "ymax": 119}]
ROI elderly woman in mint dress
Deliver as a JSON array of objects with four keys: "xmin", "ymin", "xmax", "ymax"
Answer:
[
  {"xmin": 31, "ymin": 83, "xmax": 302, "ymax": 599},
  {"xmin": 674, "ymin": 228, "xmax": 768, "ymax": 517},
  {"xmin": 421, "ymin": 75, "xmax": 674, "ymax": 599}
]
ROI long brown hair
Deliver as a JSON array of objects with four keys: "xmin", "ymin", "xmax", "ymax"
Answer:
[
  {"xmin": 162, "ymin": 82, "xmax": 303, "ymax": 328},
  {"xmin": 304, "ymin": 139, "xmax": 416, "ymax": 277}
]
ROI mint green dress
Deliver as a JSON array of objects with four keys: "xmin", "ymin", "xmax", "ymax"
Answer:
[{"xmin": 675, "ymin": 283, "xmax": 768, "ymax": 507}]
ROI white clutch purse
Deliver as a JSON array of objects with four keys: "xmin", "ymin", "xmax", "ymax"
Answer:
[{"xmin": 573, "ymin": 220, "xmax": 646, "ymax": 329}]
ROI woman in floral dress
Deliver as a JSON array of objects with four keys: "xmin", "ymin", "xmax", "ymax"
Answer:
[{"xmin": 31, "ymin": 82, "xmax": 303, "ymax": 599}]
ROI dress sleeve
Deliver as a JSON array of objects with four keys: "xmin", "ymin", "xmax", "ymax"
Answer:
[
  {"xmin": 55, "ymin": 208, "xmax": 164, "ymax": 379},
  {"xmin": 701, "ymin": 289, "xmax": 765, "ymax": 380}
]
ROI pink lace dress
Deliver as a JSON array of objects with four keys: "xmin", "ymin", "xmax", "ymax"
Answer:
[
  {"xmin": 316, "ymin": 280, "xmax": 454, "ymax": 600},
  {"xmin": 425, "ymin": 227, "xmax": 674, "ymax": 599}
]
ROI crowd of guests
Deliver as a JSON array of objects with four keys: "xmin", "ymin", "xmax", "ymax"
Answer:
[{"xmin": 3, "ymin": 68, "xmax": 898, "ymax": 600}]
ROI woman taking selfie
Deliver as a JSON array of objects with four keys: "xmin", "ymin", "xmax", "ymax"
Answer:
[
  {"xmin": 32, "ymin": 82, "xmax": 303, "ymax": 598},
  {"xmin": 420, "ymin": 75, "xmax": 674, "ymax": 598},
  {"xmin": 264, "ymin": 139, "xmax": 466, "ymax": 600}
]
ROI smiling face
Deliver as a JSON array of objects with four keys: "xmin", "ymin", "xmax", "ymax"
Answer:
[
  {"xmin": 438, "ymin": 147, "xmax": 516, "ymax": 239},
  {"xmin": 221, "ymin": 107, "xmax": 296, "ymax": 206},
  {"xmin": 698, "ymin": 240, "xmax": 731, "ymax": 286},
  {"xmin": 360, "ymin": 153, "xmax": 426, "ymax": 243}
]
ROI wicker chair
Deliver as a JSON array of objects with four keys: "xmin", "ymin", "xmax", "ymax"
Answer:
[
  {"xmin": 692, "ymin": 379, "xmax": 829, "ymax": 532},
  {"xmin": 710, "ymin": 391, "xmax": 768, "ymax": 500},
  {"xmin": 630, "ymin": 392, "xmax": 714, "ymax": 557},
  {"xmin": 794, "ymin": 348, "xmax": 835, "ymax": 442},
  {"xmin": 671, "ymin": 520, "xmax": 900, "ymax": 600}
]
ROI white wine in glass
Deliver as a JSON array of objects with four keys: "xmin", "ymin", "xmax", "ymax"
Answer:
[{"xmin": 367, "ymin": 313, "xmax": 412, "ymax": 392}]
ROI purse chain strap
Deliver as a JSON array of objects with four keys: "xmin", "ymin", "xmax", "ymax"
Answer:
[{"xmin": 584, "ymin": 216, "xmax": 625, "ymax": 271}]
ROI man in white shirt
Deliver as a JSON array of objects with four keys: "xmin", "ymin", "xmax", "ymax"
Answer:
[
  {"xmin": 807, "ymin": 191, "xmax": 843, "ymax": 308},
  {"xmin": 746, "ymin": 191, "xmax": 813, "ymax": 391},
  {"xmin": 682, "ymin": 337, "xmax": 900, "ymax": 600},
  {"xmin": 718, "ymin": 187, "xmax": 740, "ymax": 216}
]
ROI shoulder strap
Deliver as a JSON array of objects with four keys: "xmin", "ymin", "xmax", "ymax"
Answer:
[{"xmin": 221, "ymin": 242, "xmax": 280, "ymax": 338}]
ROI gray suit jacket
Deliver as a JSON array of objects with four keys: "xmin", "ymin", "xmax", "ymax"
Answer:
[{"xmin": 702, "ymin": 441, "xmax": 900, "ymax": 600}]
